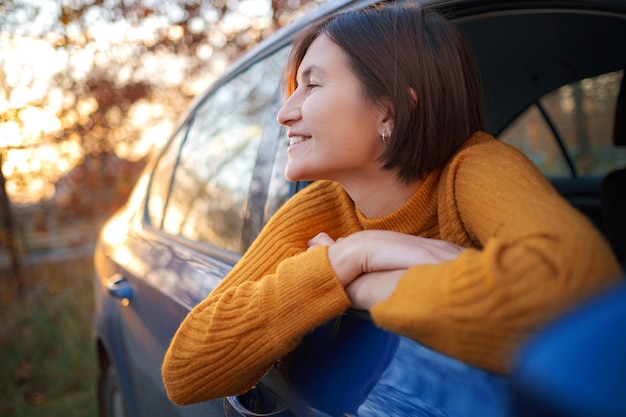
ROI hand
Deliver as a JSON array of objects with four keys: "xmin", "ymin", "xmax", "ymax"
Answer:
[
  {"xmin": 308, "ymin": 230, "xmax": 464, "ymax": 287},
  {"xmin": 345, "ymin": 270, "xmax": 404, "ymax": 310}
]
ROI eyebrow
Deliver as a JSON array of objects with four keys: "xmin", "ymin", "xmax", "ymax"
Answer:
[{"xmin": 297, "ymin": 65, "xmax": 326, "ymax": 82}]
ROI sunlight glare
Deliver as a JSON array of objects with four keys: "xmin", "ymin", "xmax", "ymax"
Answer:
[
  {"xmin": 45, "ymin": 87, "xmax": 66, "ymax": 114},
  {"xmin": 0, "ymin": 121, "xmax": 22, "ymax": 147},
  {"xmin": 0, "ymin": 97, "xmax": 8, "ymax": 115},
  {"xmin": 239, "ymin": 0, "xmax": 272, "ymax": 17},
  {"xmin": 168, "ymin": 25, "xmax": 184, "ymax": 41},
  {"xmin": 19, "ymin": 107, "xmax": 62, "ymax": 138},
  {"xmin": 136, "ymin": 52, "xmax": 188, "ymax": 87},
  {"xmin": 7, "ymin": 176, "xmax": 55, "ymax": 203},
  {"xmin": 89, "ymin": 20, "xmax": 131, "ymax": 46},
  {"xmin": 34, "ymin": 143, "xmax": 60, "ymax": 166},
  {"xmin": 61, "ymin": 111, "xmax": 79, "ymax": 129},
  {"xmin": 76, "ymin": 97, "xmax": 99, "ymax": 117},
  {"xmin": 4, "ymin": 36, "xmax": 68, "ymax": 89},
  {"xmin": 9, "ymin": 86, "xmax": 32, "ymax": 109},
  {"xmin": 3, "ymin": 148, "xmax": 31, "ymax": 176}
]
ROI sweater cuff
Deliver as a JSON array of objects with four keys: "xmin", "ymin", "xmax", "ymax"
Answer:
[
  {"xmin": 370, "ymin": 261, "xmax": 456, "ymax": 352},
  {"xmin": 260, "ymin": 245, "xmax": 351, "ymax": 351},
  {"xmin": 370, "ymin": 249, "xmax": 520, "ymax": 374}
]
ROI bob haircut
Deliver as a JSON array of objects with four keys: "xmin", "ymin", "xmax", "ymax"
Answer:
[{"xmin": 284, "ymin": 3, "xmax": 485, "ymax": 183}]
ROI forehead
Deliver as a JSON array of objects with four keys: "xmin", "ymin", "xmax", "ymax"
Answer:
[{"xmin": 297, "ymin": 34, "xmax": 349, "ymax": 79}]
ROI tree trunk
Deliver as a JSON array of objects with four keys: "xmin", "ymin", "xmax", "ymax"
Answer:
[
  {"xmin": 0, "ymin": 151, "xmax": 23, "ymax": 293},
  {"xmin": 573, "ymin": 82, "xmax": 592, "ymax": 174}
]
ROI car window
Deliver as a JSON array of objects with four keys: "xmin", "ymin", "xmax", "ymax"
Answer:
[
  {"xmin": 159, "ymin": 50, "xmax": 287, "ymax": 254},
  {"xmin": 500, "ymin": 70, "xmax": 626, "ymax": 178},
  {"xmin": 147, "ymin": 125, "xmax": 189, "ymax": 227}
]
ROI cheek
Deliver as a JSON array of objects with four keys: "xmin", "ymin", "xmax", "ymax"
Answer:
[
  {"xmin": 301, "ymin": 93, "xmax": 332, "ymax": 125},
  {"xmin": 301, "ymin": 89, "xmax": 381, "ymax": 147}
]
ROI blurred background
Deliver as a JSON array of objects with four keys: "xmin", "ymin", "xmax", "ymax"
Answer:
[{"xmin": 0, "ymin": 0, "xmax": 322, "ymax": 415}]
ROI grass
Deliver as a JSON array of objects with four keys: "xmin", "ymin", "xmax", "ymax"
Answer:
[{"xmin": 0, "ymin": 256, "xmax": 97, "ymax": 417}]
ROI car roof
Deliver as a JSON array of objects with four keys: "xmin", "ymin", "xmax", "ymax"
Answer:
[{"xmin": 186, "ymin": 0, "xmax": 626, "ymax": 135}]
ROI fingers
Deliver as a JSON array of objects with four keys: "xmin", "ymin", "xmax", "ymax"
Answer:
[
  {"xmin": 307, "ymin": 232, "xmax": 362, "ymax": 286},
  {"xmin": 354, "ymin": 230, "xmax": 466, "ymax": 271},
  {"xmin": 346, "ymin": 270, "xmax": 404, "ymax": 310},
  {"xmin": 307, "ymin": 232, "xmax": 336, "ymax": 250}
]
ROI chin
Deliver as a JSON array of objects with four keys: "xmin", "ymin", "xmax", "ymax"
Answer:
[
  {"xmin": 285, "ymin": 161, "xmax": 331, "ymax": 182},
  {"xmin": 284, "ymin": 168, "xmax": 318, "ymax": 183},
  {"xmin": 284, "ymin": 163, "xmax": 306, "ymax": 182},
  {"xmin": 284, "ymin": 168, "xmax": 300, "ymax": 182},
  {"xmin": 284, "ymin": 164, "xmax": 294, "ymax": 180}
]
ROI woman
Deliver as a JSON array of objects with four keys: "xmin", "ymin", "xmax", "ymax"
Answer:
[{"xmin": 162, "ymin": 4, "xmax": 621, "ymax": 404}]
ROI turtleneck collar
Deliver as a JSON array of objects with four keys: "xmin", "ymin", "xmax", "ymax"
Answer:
[{"xmin": 355, "ymin": 169, "xmax": 440, "ymax": 237}]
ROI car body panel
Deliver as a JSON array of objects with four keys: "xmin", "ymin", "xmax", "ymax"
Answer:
[
  {"xmin": 94, "ymin": 170, "xmax": 232, "ymax": 416},
  {"xmin": 275, "ymin": 313, "xmax": 511, "ymax": 417},
  {"xmin": 513, "ymin": 281, "xmax": 626, "ymax": 417}
]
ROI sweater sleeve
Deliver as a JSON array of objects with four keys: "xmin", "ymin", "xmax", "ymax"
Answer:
[
  {"xmin": 370, "ymin": 137, "xmax": 622, "ymax": 373},
  {"xmin": 162, "ymin": 182, "xmax": 352, "ymax": 404}
]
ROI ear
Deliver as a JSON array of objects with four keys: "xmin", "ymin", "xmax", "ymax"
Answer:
[
  {"xmin": 377, "ymin": 97, "xmax": 395, "ymax": 137},
  {"xmin": 408, "ymin": 87, "xmax": 418, "ymax": 108}
]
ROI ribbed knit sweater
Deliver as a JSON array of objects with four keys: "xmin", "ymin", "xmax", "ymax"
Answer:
[{"xmin": 162, "ymin": 132, "xmax": 621, "ymax": 405}]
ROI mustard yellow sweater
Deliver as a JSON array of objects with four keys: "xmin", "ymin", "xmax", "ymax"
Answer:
[{"xmin": 162, "ymin": 132, "xmax": 621, "ymax": 405}]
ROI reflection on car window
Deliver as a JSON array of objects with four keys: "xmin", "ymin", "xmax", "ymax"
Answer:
[
  {"xmin": 501, "ymin": 71, "xmax": 626, "ymax": 178},
  {"xmin": 161, "ymin": 50, "xmax": 286, "ymax": 254},
  {"xmin": 147, "ymin": 126, "xmax": 188, "ymax": 227}
]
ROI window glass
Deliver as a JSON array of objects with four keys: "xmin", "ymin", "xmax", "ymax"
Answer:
[
  {"xmin": 500, "ymin": 106, "xmax": 569, "ymax": 176},
  {"xmin": 162, "ymin": 49, "xmax": 286, "ymax": 253},
  {"xmin": 501, "ymin": 71, "xmax": 626, "ymax": 177},
  {"xmin": 146, "ymin": 126, "xmax": 188, "ymax": 227}
]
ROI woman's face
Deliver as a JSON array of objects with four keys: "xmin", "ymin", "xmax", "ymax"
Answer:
[{"xmin": 277, "ymin": 34, "xmax": 389, "ymax": 184}]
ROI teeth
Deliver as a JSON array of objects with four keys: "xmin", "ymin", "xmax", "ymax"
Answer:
[{"xmin": 289, "ymin": 136, "xmax": 309, "ymax": 145}]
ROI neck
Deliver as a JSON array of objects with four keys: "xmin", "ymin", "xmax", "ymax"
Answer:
[{"xmin": 339, "ymin": 171, "xmax": 423, "ymax": 219}]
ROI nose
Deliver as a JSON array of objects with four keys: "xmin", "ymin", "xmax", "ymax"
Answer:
[{"xmin": 276, "ymin": 90, "xmax": 301, "ymax": 127}]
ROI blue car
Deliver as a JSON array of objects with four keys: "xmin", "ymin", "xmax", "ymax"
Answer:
[{"xmin": 93, "ymin": 0, "xmax": 626, "ymax": 416}]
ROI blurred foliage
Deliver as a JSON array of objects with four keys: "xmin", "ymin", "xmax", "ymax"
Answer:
[
  {"xmin": 0, "ymin": 255, "xmax": 96, "ymax": 417},
  {"xmin": 0, "ymin": 0, "xmax": 324, "ymax": 205}
]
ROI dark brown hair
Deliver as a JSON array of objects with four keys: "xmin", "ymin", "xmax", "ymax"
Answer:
[{"xmin": 284, "ymin": 3, "xmax": 484, "ymax": 183}]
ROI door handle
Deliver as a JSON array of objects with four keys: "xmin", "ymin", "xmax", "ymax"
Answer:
[
  {"xmin": 225, "ymin": 384, "xmax": 292, "ymax": 416},
  {"xmin": 106, "ymin": 274, "xmax": 135, "ymax": 301}
]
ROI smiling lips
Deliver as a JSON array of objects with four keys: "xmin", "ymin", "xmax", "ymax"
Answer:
[{"xmin": 289, "ymin": 136, "xmax": 311, "ymax": 146}]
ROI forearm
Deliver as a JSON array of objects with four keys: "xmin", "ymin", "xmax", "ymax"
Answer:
[
  {"xmin": 162, "ymin": 246, "xmax": 350, "ymax": 404},
  {"xmin": 371, "ymin": 233, "xmax": 621, "ymax": 373}
]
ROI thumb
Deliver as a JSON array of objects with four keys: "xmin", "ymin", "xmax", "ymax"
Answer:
[{"xmin": 307, "ymin": 232, "xmax": 336, "ymax": 249}]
